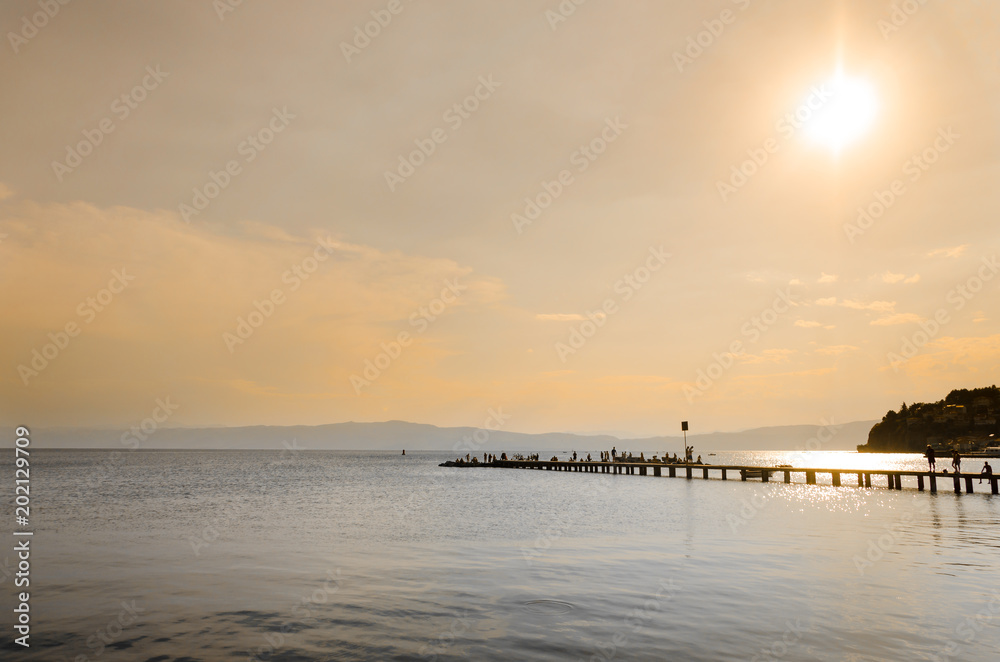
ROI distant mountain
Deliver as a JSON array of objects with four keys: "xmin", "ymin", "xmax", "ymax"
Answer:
[{"xmin": 6, "ymin": 419, "xmax": 876, "ymax": 453}]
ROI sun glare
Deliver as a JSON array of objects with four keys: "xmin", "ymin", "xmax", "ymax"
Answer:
[{"xmin": 802, "ymin": 73, "xmax": 879, "ymax": 153}]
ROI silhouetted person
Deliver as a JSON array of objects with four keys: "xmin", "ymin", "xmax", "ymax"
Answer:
[
  {"xmin": 696, "ymin": 455, "xmax": 702, "ymax": 464},
  {"xmin": 611, "ymin": 446, "xmax": 617, "ymax": 461},
  {"xmin": 980, "ymin": 462, "xmax": 993, "ymax": 484},
  {"xmin": 924, "ymin": 445, "xmax": 936, "ymax": 472},
  {"xmin": 952, "ymin": 450, "xmax": 962, "ymax": 474}
]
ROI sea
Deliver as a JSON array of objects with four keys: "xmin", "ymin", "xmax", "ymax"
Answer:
[{"xmin": 3, "ymin": 449, "xmax": 999, "ymax": 661}]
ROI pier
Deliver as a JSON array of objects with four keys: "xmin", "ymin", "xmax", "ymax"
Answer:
[{"xmin": 443, "ymin": 460, "xmax": 1000, "ymax": 495}]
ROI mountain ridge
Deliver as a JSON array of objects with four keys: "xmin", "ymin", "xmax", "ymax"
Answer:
[{"xmin": 5, "ymin": 419, "xmax": 877, "ymax": 452}]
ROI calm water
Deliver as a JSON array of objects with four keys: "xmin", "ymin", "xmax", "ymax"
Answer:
[{"xmin": 3, "ymin": 450, "xmax": 999, "ymax": 661}]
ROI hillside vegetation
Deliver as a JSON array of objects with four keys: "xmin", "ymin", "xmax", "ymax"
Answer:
[{"xmin": 858, "ymin": 386, "xmax": 999, "ymax": 453}]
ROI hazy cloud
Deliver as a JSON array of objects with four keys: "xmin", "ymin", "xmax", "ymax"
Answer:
[
  {"xmin": 815, "ymin": 345, "xmax": 859, "ymax": 355},
  {"xmin": 871, "ymin": 313, "xmax": 923, "ymax": 326},
  {"xmin": 927, "ymin": 245, "xmax": 970, "ymax": 259}
]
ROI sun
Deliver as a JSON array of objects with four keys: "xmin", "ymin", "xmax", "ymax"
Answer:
[{"xmin": 802, "ymin": 72, "xmax": 879, "ymax": 153}]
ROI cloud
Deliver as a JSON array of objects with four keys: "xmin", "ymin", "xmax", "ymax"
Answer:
[
  {"xmin": 817, "ymin": 273, "xmax": 838, "ymax": 283},
  {"xmin": 884, "ymin": 334, "xmax": 1000, "ymax": 379},
  {"xmin": 927, "ymin": 245, "xmax": 970, "ymax": 258},
  {"xmin": 841, "ymin": 299, "xmax": 896, "ymax": 312},
  {"xmin": 882, "ymin": 271, "xmax": 920, "ymax": 284},
  {"xmin": 815, "ymin": 345, "xmax": 859, "ymax": 356},
  {"xmin": 794, "ymin": 320, "xmax": 823, "ymax": 328},
  {"xmin": 737, "ymin": 349, "xmax": 797, "ymax": 365},
  {"xmin": 0, "ymin": 199, "xmax": 505, "ymax": 425},
  {"xmin": 815, "ymin": 297, "xmax": 837, "ymax": 306},
  {"xmin": 871, "ymin": 313, "xmax": 923, "ymax": 326},
  {"xmin": 0, "ymin": 183, "xmax": 13, "ymax": 201},
  {"xmin": 973, "ymin": 311, "xmax": 987, "ymax": 323},
  {"xmin": 536, "ymin": 313, "xmax": 586, "ymax": 321}
]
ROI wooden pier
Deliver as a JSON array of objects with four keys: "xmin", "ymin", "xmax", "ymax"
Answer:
[{"xmin": 443, "ymin": 460, "xmax": 1000, "ymax": 495}]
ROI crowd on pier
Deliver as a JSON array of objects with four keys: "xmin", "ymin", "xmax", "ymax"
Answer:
[{"xmin": 451, "ymin": 446, "xmax": 707, "ymax": 466}]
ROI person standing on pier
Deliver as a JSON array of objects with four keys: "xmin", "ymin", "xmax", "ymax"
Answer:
[
  {"xmin": 925, "ymin": 445, "xmax": 936, "ymax": 472},
  {"xmin": 952, "ymin": 450, "xmax": 962, "ymax": 474},
  {"xmin": 611, "ymin": 446, "xmax": 617, "ymax": 461}
]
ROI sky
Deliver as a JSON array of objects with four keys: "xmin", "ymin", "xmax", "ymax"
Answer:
[{"xmin": 1, "ymin": 0, "xmax": 999, "ymax": 437}]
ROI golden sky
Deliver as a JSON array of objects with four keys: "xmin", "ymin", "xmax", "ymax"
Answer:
[{"xmin": 1, "ymin": 0, "xmax": 999, "ymax": 436}]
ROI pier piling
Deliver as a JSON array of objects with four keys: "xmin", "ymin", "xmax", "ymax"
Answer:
[{"xmin": 450, "ymin": 460, "xmax": 993, "ymax": 498}]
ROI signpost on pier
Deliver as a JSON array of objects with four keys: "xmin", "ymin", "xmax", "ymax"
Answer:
[{"xmin": 681, "ymin": 421, "xmax": 688, "ymax": 463}]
